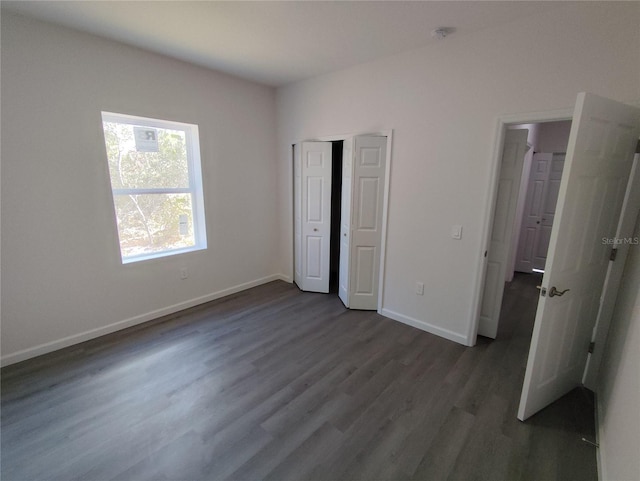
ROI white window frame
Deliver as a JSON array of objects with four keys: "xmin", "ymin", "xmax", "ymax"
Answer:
[{"xmin": 101, "ymin": 111, "xmax": 207, "ymax": 264}]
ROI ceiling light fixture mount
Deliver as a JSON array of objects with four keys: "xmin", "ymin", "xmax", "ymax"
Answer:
[{"xmin": 431, "ymin": 27, "xmax": 454, "ymax": 40}]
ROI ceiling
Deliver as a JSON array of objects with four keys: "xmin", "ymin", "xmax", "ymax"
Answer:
[{"xmin": 2, "ymin": 1, "xmax": 566, "ymax": 87}]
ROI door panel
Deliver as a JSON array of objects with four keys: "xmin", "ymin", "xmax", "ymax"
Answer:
[
  {"xmin": 516, "ymin": 153, "xmax": 551, "ymax": 272},
  {"xmin": 518, "ymin": 93, "xmax": 639, "ymax": 421},
  {"xmin": 517, "ymin": 153, "xmax": 566, "ymax": 272},
  {"xmin": 338, "ymin": 139, "xmax": 353, "ymax": 306},
  {"xmin": 479, "ymin": 129, "xmax": 529, "ymax": 338},
  {"xmin": 294, "ymin": 145, "xmax": 302, "ymax": 286},
  {"xmin": 306, "ymin": 236, "xmax": 323, "ymax": 278},
  {"xmin": 307, "ymin": 177, "xmax": 324, "ymax": 221},
  {"xmin": 357, "ymin": 177, "xmax": 380, "ymax": 229},
  {"xmin": 354, "ymin": 246, "xmax": 376, "ymax": 294},
  {"xmin": 534, "ymin": 154, "xmax": 565, "ymax": 270},
  {"xmin": 480, "ymin": 261, "xmax": 500, "ymax": 319},
  {"xmin": 294, "ymin": 141, "xmax": 332, "ymax": 293},
  {"xmin": 583, "ymin": 154, "xmax": 640, "ymax": 389},
  {"xmin": 348, "ymin": 136, "xmax": 387, "ymax": 310}
]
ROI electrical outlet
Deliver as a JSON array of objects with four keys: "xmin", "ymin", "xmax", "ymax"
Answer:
[
  {"xmin": 415, "ymin": 282, "xmax": 424, "ymax": 295},
  {"xmin": 180, "ymin": 268, "xmax": 188, "ymax": 280}
]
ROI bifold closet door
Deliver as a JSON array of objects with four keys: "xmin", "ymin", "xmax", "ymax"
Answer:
[
  {"xmin": 294, "ymin": 141, "xmax": 332, "ymax": 293},
  {"xmin": 347, "ymin": 135, "xmax": 387, "ymax": 310},
  {"xmin": 338, "ymin": 138, "xmax": 353, "ymax": 307}
]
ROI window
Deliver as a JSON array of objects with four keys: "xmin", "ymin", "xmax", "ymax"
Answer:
[{"xmin": 101, "ymin": 112, "xmax": 207, "ymax": 263}]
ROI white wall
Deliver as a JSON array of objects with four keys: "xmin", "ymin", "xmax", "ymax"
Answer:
[
  {"xmin": 1, "ymin": 13, "xmax": 279, "ymax": 364},
  {"xmin": 597, "ymin": 211, "xmax": 640, "ymax": 481},
  {"xmin": 276, "ymin": 2, "xmax": 640, "ymax": 344}
]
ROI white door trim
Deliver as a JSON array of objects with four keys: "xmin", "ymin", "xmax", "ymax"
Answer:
[
  {"xmin": 289, "ymin": 130, "xmax": 393, "ymax": 315},
  {"xmin": 468, "ymin": 109, "xmax": 573, "ymax": 345}
]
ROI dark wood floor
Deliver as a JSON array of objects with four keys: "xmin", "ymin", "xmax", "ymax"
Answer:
[{"xmin": 1, "ymin": 274, "xmax": 597, "ymax": 481}]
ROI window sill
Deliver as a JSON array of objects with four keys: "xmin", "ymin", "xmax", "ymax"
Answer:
[{"xmin": 121, "ymin": 244, "xmax": 207, "ymax": 264}]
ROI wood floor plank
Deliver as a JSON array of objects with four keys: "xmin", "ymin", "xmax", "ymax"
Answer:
[
  {"xmin": 410, "ymin": 406, "xmax": 476, "ymax": 481},
  {"xmin": 1, "ymin": 276, "xmax": 598, "ymax": 481},
  {"xmin": 262, "ymin": 421, "xmax": 344, "ymax": 481},
  {"xmin": 447, "ymin": 393, "xmax": 514, "ymax": 481},
  {"xmin": 227, "ymin": 393, "xmax": 349, "ymax": 480}
]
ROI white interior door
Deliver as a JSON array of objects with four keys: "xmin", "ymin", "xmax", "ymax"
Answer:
[
  {"xmin": 478, "ymin": 129, "xmax": 529, "ymax": 338},
  {"xmin": 338, "ymin": 138, "xmax": 353, "ymax": 307},
  {"xmin": 348, "ymin": 135, "xmax": 387, "ymax": 310},
  {"xmin": 518, "ymin": 93, "xmax": 640, "ymax": 421},
  {"xmin": 515, "ymin": 153, "xmax": 552, "ymax": 272},
  {"xmin": 294, "ymin": 141, "xmax": 332, "ymax": 293},
  {"xmin": 516, "ymin": 153, "xmax": 566, "ymax": 273},
  {"xmin": 532, "ymin": 154, "xmax": 565, "ymax": 271},
  {"xmin": 583, "ymin": 153, "xmax": 640, "ymax": 389}
]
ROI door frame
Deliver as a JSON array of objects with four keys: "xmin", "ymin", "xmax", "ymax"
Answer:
[
  {"xmin": 469, "ymin": 108, "xmax": 572, "ymax": 345},
  {"xmin": 290, "ymin": 130, "xmax": 393, "ymax": 312}
]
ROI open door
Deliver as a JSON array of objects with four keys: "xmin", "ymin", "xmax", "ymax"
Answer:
[
  {"xmin": 347, "ymin": 135, "xmax": 387, "ymax": 310},
  {"xmin": 479, "ymin": 129, "xmax": 529, "ymax": 338},
  {"xmin": 293, "ymin": 141, "xmax": 333, "ymax": 293},
  {"xmin": 518, "ymin": 93, "xmax": 640, "ymax": 421},
  {"xmin": 583, "ymin": 153, "xmax": 640, "ymax": 389}
]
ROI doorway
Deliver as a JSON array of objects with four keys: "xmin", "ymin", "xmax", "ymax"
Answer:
[
  {"xmin": 292, "ymin": 134, "xmax": 391, "ymax": 310},
  {"xmin": 478, "ymin": 120, "xmax": 572, "ymax": 339},
  {"xmin": 512, "ymin": 121, "xmax": 572, "ymax": 277},
  {"xmin": 476, "ymin": 93, "xmax": 640, "ymax": 421},
  {"xmin": 329, "ymin": 141, "xmax": 343, "ymax": 293}
]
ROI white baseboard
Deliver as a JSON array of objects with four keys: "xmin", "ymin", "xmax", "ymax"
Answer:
[
  {"xmin": 1, "ymin": 274, "xmax": 289, "ymax": 367},
  {"xmin": 379, "ymin": 308, "xmax": 468, "ymax": 346}
]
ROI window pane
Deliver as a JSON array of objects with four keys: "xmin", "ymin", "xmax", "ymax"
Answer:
[
  {"xmin": 103, "ymin": 122, "xmax": 190, "ymax": 190},
  {"xmin": 113, "ymin": 193, "xmax": 195, "ymax": 258}
]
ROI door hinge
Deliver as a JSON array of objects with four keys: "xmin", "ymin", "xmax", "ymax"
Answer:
[
  {"xmin": 610, "ymin": 248, "xmax": 618, "ymax": 261},
  {"xmin": 588, "ymin": 341, "xmax": 595, "ymax": 354}
]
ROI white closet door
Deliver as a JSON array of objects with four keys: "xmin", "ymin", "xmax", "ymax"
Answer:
[
  {"xmin": 338, "ymin": 138, "xmax": 353, "ymax": 307},
  {"xmin": 294, "ymin": 144, "xmax": 303, "ymax": 286},
  {"xmin": 348, "ymin": 135, "xmax": 387, "ymax": 310},
  {"xmin": 294, "ymin": 141, "xmax": 332, "ymax": 293}
]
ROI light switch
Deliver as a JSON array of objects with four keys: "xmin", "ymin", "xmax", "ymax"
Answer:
[
  {"xmin": 451, "ymin": 225, "xmax": 463, "ymax": 240},
  {"xmin": 415, "ymin": 282, "xmax": 424, "ymax": 295}
]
